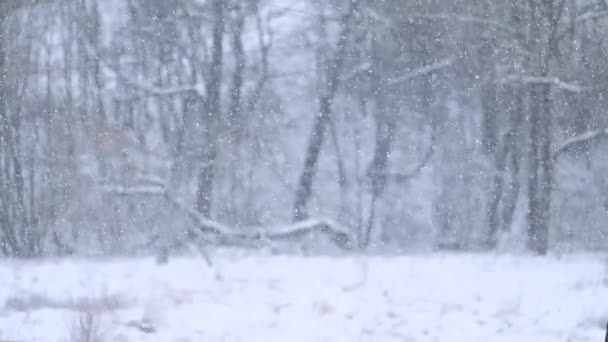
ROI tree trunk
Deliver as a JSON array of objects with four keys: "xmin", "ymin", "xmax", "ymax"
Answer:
[
  {"xmin": 226, "ymin": 5, "xmax": 246, "ymax": 223},
  {"xmin": 363, "ymin": 38, "xmax": 395, "ymax": 247},
  {"xmin": 292, "ymin": 0, "xmax": 360, "ymax": 221},
  {"xmin": 485, "ymin": 137, "xmax": 508, "ymax": 248},
  {"xmin": 502, "ymin": 88, "xmax": 524, "ymax": 231},
  {"xmin": 481, "ymin": 74, "xmax": 502, "ymax": 248},
  {"xmin": 228, "ymin": 6, "xmax": 245, "ymax": 139},
  {"xmin": 481, "ymin": 81, "xmax": 499, "ymax": 155},
  {"xmin": 195, "ymin": 0, "xmax": 225, "ymax": 217},
  {"xmin": 539, "ymin": 82, "xmax": 553, "ymax": 253},
  {"xmin": 0, "ymin": 5, "xmax": 22, "ymax": 256},
  {"xmin": 363, "ymin": 110, "xmax": 396, "ymax": 248},
  {"xmin": 526, "ymin": 0, "xmax": 559, "ymax": 255},
  {"xmin": 527, "ymin": 82, "xmax": 551, "ymax": 255},
  {"xmin": 293, "ymin": 97, "xmax": 332, "ymax": 221}
]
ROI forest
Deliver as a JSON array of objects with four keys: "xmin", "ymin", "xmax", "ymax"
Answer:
[{"xmin": 1, "ymin": 0, "xmax": 608, "ymax": 258}]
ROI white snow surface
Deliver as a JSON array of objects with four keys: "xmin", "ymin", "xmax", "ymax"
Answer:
[{"xmin": 0, "ymin": 253, "xmax": 607, "ymax": 341}]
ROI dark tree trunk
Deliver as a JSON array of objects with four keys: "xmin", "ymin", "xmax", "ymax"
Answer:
[
  {"xmin": 481, "ymin": 82, "xmax": 499, "ymax": 155},
  {"xmin": 363, "ymin": 111, "xmax": 396, "ymax": 248},
  {"xmin": 538, "ymin": 82, "xmax": 553, "ymax": 253},
  {"xmin": 228, "ymin": 6, "xmax": 245, "ymax": 139},
  {"xmin": 484, "ymin": 85, "xmax": 525, "ymax": 246},
  {"xmin": 527, "ymin": 82, "xmax": 551, "ymax": 255},
  {"xmin": 293, "ymin": 97, "xmax": 332, "ymax": 221},
  {"xmin": 196, "ymin": 0, "xmax": 225, "ymax": 217},
  {"xmin": 363, "ymin": 42, "xmax": 395, "ymax": 247},
  {"xmin": 226, "ymin": 6, "xmax": 246, "ymax": 223},
  {"xmin": 527, "ymin": 83, "xmax": 541, "ymax": 254},
  {"xmin": 0, "ymin": 7, "xmax": 20, "ymax": 256},
  {"xmin": 292, "ymin": 0, "xmax": 360, "ymax": 221},
  {"xmin": 481, "ymin": 78, "xmax": 502, "ymax": 248}
]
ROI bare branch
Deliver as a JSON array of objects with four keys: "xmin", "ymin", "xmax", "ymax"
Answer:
[
  {"xmin": 414, "ymin": 13, "xmax": 514, "ymax": 32},
  {"xmin": 576, "ymin": 10, "xmax": 608, "ymax": 22},
  {"xmin": 102, "ymin": 184, "xmax": 166, "ymax": 196},
  {"xmin": 1, "ymin": 0, "xmax": 47, "ymax": 17},
  {"xmin": 553, "ymin": 128, "xmax": 608, "ymax": 159},
  {"xmin": 387, "ymin": 59, "xmax": 453, "ymax": 86},
  {"xmin": 114, "ymin": 72, "xmax": 205, "ymax": 100},
  {"xmin": 499, "ymin": 75, "xmax": 588, "ymax": 92},
  {"xmin": 364, "ymin": 8, "xmax": 514, "ymax": 33},
  {"xmin": 391, "ymin": 136, "xmax": 435, "ymax": 183}
]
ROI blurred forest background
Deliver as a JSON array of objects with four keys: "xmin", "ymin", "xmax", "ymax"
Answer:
[{"xmin": 1, "ymin": 0, "xmax": 608, "ymax": 257}]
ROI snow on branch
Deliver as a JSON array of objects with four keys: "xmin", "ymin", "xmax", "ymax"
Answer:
[
  {"xmin": 117, "ymin": 73, "xmax": 205, "ymax": 99},
  {"xmin": 500, "ymin": 75, "xmax": 588, "ymax": 93},
  {"xmin": 103, "ymin": 184, "xmax": 166, "ymax": 196},
  {"xmin": 102, "ymin": 179, "xmax": 354, "ymax": 250},
  {"xmin": 104, "ymin": 61, "xmax": 205, "ymax": 101},
  {"xmin": 553, "ymin": 128, "xmax": 608, "ymax": 159},
  {"xmin": 167, "ymin": 196, "xmax": 352, "ymax": 249},
  {"xmin": 413, "ymin": 13, "xmax": 514, "ymax": 32},
  {"xmin": 387, "ymin": 59, "xmax": 453, "ymax": 86},
  {"xmin": 2, "ymin": 0, "xmax": 49, "ymax": 14},
  {"xmin": 363, "ymin": 8, "xmax": 513, "ymax": 33},
  {"xmin": 264, "ymin": 217, "xmax": 351, "ymax": 244}
]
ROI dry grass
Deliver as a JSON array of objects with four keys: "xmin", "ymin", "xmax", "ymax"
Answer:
[
  {"xmin": 3, "ymin": 292, "xmax": 124, "ymax": 342},
  {"xmin": 4, "ymin": 293, "xmax": 127, "ymax": 312},
  {"xmin": 68, "ymin": 309, "xmax": 106, "ymax": 342}
]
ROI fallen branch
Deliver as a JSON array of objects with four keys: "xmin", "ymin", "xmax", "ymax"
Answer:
[
  {"xmin": 165, "ymin": 195, "xmax": 352, "ymax": 249},
  {"xmin": 103, "ymin": 178, "xmax": 354, "ymax": 250}
]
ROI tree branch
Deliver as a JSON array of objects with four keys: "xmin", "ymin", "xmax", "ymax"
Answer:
[
  {"xmin": 412, "ymin": 13, "xmax": 514, "ymax": 32},
  {"xmin": 1, "ymin": 0, "xmax": 47, "ymax": 17},
  {"xmin": 391, "ymin": 135, "xmax": 435, "ymax": 183},
  {"xmin": 364, "ymin": 8, "xmax": 514, "ymax": 33},
  {"xmin": 113, "ymin": 71, "xmax": 205, "ymax": 101},
  {"xmin": 499, "ymin": 75, "xmax": 588, "ymax": 92},
  {"xmin": 576, "ymin": 10, "xmax": 608, "ymax": 22},
  {"xmin": 387, "ymin": 58, "xmax": 453, "ymax": 86},
  {"xmin": 553, "ymin": 128, "xmax": 608, "ymax": 159}
]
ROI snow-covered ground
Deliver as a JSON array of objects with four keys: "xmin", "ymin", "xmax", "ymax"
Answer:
[{"xmin": 0, "ymin": 253, "xmax": 607, "ymax": 342}]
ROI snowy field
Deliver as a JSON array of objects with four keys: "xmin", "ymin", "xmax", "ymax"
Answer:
[{"xmin": 0, "ymin": 253, "xmax": 607, "ymax": 342}]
